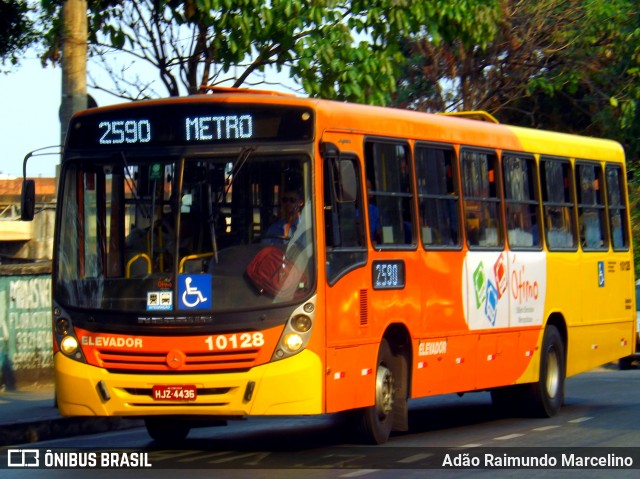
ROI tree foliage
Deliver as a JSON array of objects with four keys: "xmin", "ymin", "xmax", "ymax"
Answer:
[
  {"xmin": 394, "ymin": 0, "xmax": 640, "ymax": 146},
  {"xmin": 393, "ymin": 0, "xmax": 640, "ymax": 275},
  {"xmin": 37, "ymin": 0, "xmax": 499, "ymax": 104},
  {"xmin": 0, "ymin": 0, "xmax": 37, "ymax": 70}
]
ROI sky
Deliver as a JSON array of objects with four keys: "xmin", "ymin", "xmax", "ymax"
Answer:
[
  {"xmin": 0, "ymin": 55, "xmax": 119, "ymax": 179},
  {"xmin": 1, "ymin": 59, "xmax": 64, "ymax": 178},
  {"xmin": 0, "ymin": 53, "xmax": 300, "ymax": 179}
]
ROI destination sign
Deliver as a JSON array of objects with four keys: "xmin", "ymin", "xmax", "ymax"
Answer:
[{"xmin": 67, "ymin": 102, "xmax": 314, "ymax": 149}]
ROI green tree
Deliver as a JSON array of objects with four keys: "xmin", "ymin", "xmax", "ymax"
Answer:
[
  {"xmin": 0, "ymin": 0, "xmax": 37, "ymax": 70},
  {"xmin": 501, "ymin": 1, "xmax": 640, "ymax": 153},
  {"xmin": 393, "ymin": 0, "xmax": 640, "ymax": 141},
  {"xmin": 394, "ymin": 0, "xmax": 640, "ymax": 276},
  {"xmin": 37, "ymin": 0, "xmax": 499, "ymax": 105}
]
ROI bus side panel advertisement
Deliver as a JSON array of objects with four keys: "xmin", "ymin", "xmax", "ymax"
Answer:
[{"xmin": 463, "ymin": 251, "xmax": 547, "ymax": 330}]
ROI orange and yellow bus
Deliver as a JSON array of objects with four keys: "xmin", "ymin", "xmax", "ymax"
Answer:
[{"xmin": 22, "ymin": 88, "xmax": 636, "ymax": 444}]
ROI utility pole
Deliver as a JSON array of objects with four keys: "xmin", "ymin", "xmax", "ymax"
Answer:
[{"xmin": 60, "ymin": 0, "xmax": 87, "ymax": 148}]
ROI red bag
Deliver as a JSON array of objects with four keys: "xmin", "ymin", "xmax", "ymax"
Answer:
[{"xmin": 246, "ymin": 246, "xmax": 306, "ymax": 298}]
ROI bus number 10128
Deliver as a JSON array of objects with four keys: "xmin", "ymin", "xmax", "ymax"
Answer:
[{"xmin": 204, "ymin": 332, "xmax": 265, "ymax": 351}]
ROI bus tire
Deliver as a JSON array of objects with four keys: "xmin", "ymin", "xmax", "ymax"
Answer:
[
  {"xmin": 526, "ymin": 325, "xmax": 565, "ymax": 417},
  {"xmin": 359, "ymin": 339, "xmax": 395, "ymax": 444},
  {"xmin": 145, "ymin": 418, "xmax": 190, "ymax": 443},
  {"xmin": 618, "ymin": 356, "xmax": 633, "ymax": 370}
]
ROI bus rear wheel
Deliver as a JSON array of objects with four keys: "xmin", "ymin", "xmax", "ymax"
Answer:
[
  {"xmin": 359, "ymin": 339, "xmax": 395, "ymax": 444},
  {"xmin": 526, "ymin": 325, "xmax": 565, "ymax": 417},
  {"xmin": 145, "ymin": 417, "xmax": 190, "ymax": 444}
]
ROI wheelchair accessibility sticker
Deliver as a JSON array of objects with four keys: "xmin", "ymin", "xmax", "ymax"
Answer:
[
  {"xmin": 178, "ymin": 274, "xmax": 212, "ymax": 310},
  {"xmin": 598, "ymin": 261, "xmax": 605, "ymax": 288}
]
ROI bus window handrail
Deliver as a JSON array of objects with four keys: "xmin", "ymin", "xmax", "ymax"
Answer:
[
  {"xmin": 126, "ymin": 253, "xmax": 152, "ymax": 278},
  {"xmin": 179, "ymin": 252, "xmax": 216, "ymax": 273}
]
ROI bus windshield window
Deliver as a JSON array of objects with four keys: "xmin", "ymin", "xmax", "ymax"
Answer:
[{"xmin": 54, "ymin": 154, "xmax": 315, "ymax": 312}]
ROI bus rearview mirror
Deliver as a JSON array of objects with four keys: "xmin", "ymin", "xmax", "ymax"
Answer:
[
  {"xmin": 21, "ymin": 179, "xmax": 35, "ymax": 221},
  {"xmin": 337, "ymin": 160, "xmax": 357, "ymax": 203}
]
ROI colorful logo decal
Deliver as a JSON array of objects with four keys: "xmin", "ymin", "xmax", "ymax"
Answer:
[
  {"xmin": 485, "ymin": 281, "xmax": 499, "ymax": 326},
  {"xmin": 493, "ymin": 254, "xmax": 507, "ymax": 298},
  {"xmin": 473, "ymin": 262, "xmax": 486, "ymax": 309},
  {"xmin": 472, "ymin": 254, "xmax": 507, "ymax": 326},
  {"xmin": 178, "ymin": 274, "xmax": 212, "ymax": 310},
  {"xmin": 463, "ymin": 251, "xmax": 547, "ymax": 330},
  {"xmin": 157, "ymin": 275, "xmax": 173, "ymax": 290}
]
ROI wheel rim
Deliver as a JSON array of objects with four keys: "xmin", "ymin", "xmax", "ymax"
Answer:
[
  {"xmin": 375, "ymin": 364, "xmax": 394, "ymax": 419},
  {"xmin": 545, "ymin": 347, "xmax": 560, "ymax": 398}
]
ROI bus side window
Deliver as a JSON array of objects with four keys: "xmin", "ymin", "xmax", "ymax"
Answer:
[
  {"xmin": 415, "ymin": 144, "xmax": 460, "ymax": 247},
  {"xmin": 605, "ymin": 164, "xmax": 629, "ymax": 250},
  {"xmin": 576, "ymin": 162, "xmax": 607, "ymax": 250},
  {"xmin": 364, "ymin": 140, "xmax": 415, "ymax": 246},
  {"xmin": 503, "ymin": 154, "xmax": 541, "ymax": 249},
  {"xmin": 323, "ymin": 155, "xmax": 367, "ymax": 285},
  {"xmin": 461, "ymin": 149, "xmax": 503, "ymax": 249},
  {"xmin": 540, "ymin": 157, "xmax": 577, "ymax": 250}
]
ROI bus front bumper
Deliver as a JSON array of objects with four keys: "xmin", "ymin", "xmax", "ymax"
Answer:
[{"xmin": 54, "ymin": 349, "xmax": 323, "ymax": 418}]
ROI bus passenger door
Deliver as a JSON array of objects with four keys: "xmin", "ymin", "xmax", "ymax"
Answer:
[{"xmin": 320, "ymin": 138, "xmax": 373, "ymax": 413}]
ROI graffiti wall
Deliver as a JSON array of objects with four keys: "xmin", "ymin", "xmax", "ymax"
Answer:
[{"xmin": 0, "ymin": 267, "xmax": 52, "ymax": 389}]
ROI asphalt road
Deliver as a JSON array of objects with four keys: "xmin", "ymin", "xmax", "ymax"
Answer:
[{"xmin": 3, "ymin": 364, "xmax": 640, "ymax": 479}]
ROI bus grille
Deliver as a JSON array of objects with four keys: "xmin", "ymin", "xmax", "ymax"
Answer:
[{"xmin": 95, "ymin": 349, "xmax": 260, "ymax": 373}]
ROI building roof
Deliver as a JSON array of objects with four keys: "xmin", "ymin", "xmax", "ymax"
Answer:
[{"xmin": 0, "ymin": 178, "xmax": 56, "ymax": 199}]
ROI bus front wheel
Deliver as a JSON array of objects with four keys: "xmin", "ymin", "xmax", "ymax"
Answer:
[
  {"xmin": 527, "ymin": 325, "xmax": 565, "ymax": 417},
  {"xmin": 359, "ymin": 339, "xmax": 395, "ymax": 444}
]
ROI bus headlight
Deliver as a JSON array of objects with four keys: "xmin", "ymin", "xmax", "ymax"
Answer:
[
  {"xmin": 272, "ymin": 295, "xmax": 316, "ymax": 361},
  {"xmin": 283, "ymin": 333, "xmax": 304, "ymax": 352},
  {"xmin": 291, "ymin": 315, "xmax": 312, "ymax": 333},
  {"xmin": 60, "ymin": 335, "xmax": 79, "ymax": 356}
]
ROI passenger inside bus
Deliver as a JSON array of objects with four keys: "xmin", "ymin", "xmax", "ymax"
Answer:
[
  {"xmin": 466, "ymin": 212, "xmax": 480, "ymax": 246},
  {"xmin": 263, "ymin": 189, "xmax": 304, "ymax": 244},
  {"xmin": 125, "ymin": 209, "xmax": 176, "ymax": 274}
]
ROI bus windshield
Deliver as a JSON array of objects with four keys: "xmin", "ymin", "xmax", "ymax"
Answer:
[{"xmin": 54, "ymin": 152, "xmax": 315, "ymax": 313}]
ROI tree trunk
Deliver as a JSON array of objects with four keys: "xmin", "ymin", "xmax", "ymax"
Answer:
[{"xmin": 60, "ymin": 0, "xmax": 87, "ymax": 147}]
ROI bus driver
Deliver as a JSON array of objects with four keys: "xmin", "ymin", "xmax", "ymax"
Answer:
[{"xmin": 263, "ymin": 189, "xmax": 303, "ymax": 244}]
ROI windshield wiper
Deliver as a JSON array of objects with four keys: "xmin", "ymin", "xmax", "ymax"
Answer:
[
  {"xmin": 209, "ymin": 147, "xmax": 256, "ymax": 264},
  {"xmin": 120, "ymin": 152, "xmax": 150, "ymax": 221}
]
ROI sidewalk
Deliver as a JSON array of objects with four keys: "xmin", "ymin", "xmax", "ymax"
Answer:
[{"xmin": 0, "ymin": 383, "xmax": 141, "ymax": 446}]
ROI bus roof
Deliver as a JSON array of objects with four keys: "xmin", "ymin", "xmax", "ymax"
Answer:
[
  {"xmin": 73, "ymin": 90, "xmax": 625, "ymax": 163},
  {"xmin": 313, "ymin": 98, "xmax": 624, "ymax": 162}
]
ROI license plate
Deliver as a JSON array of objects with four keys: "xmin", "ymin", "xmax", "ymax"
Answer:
[{"xmin": 152, "ymin": 384, "xmax": 197, "ymax": 401}]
